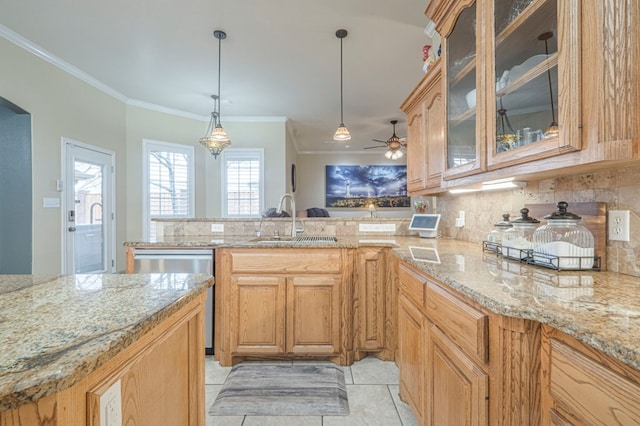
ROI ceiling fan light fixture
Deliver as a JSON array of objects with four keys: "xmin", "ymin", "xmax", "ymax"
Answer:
[{"xmin": 333, "ymin": 29, "xmax": 351, "ymax": 141}]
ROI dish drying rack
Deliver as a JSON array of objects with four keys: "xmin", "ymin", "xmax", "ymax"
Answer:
[{"xmin": 482, "ymin": 241, "xmax": 601, "ymax": 272}]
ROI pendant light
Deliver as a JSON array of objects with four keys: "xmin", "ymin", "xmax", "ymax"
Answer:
[
  {"xmin": 333, "ymin": 29, "xmax": 351, "ymax": 141},
  {"xmin": 199, "ymin": 30, "xmax": 231, "ymax": 158},
  {"xmin": 539, "ymin": 31, "xmax": 559, "ymax": 138}
]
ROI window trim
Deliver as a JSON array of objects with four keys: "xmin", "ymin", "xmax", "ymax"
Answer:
[
  {"xmin": 142, "ymin": 139, "xmax": 195, "ymax": 239},
  {"xmin": 221, "ymin": 148, "xmax": 264, "ymax": 218}
]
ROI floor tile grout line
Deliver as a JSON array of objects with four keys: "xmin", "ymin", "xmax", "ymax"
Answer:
[{"xmin": 386, "ymin": 384, "xmax": 406, "ymax": 426}]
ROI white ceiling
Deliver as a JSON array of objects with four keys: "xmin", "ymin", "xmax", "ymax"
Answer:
[{"xmin": 1, "ymin": 0, "xmax": 433, "ymax": 153}]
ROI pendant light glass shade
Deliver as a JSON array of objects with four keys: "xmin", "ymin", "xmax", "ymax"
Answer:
[
  {"xmin": 385, "ymin": 149, "xmax": 404, "ymax": 160},
  {"xmin": 200, "ymin": 30, "xmax": 231, "ymax": 158},
  {"xmin": 199, "ymin": 101, "xmax": 231, "ymax": 158},
  {"xmin": 333, "ymin": 29, "xmax": 351, "ymax": 141}
]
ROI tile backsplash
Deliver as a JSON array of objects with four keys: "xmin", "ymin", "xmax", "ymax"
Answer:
[{"xmin": 436, "ymin": 165, "xmax": 640, "ymax": 277}]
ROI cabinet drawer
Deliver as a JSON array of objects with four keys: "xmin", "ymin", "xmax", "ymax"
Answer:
[
  {"xmin": 398, "ymin": 264, "xmax": 425, "ymax": 310},
  {"xmin": 230, "ymin": 249, "xmax": 341, "ymax": 274},
  {"xmin": 425, "ymin": 281, "xmax": 488, "ymax": 363},
  {"xmin": 548, "ymin": 338, "xmax": 640, "ymax": 425}
]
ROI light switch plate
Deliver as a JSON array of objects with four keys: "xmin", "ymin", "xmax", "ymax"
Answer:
[{"xmin": 211, "ymin": 223, "xmax": 224, "ymax": 233}]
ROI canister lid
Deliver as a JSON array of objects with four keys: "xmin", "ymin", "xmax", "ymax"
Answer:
[
  {"xmin": 494, "ymin": 213, "xmax": 513, "ymax": 228},
  {"xmin": 511, "ymin": 208, "xmax": 540, "ymax": 224},
  {"xmin": 544, "ymin": 201, "xmax": 581, "ymax": 220}
]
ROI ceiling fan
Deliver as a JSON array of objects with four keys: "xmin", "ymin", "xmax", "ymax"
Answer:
[{"xmin": 364, "ymin": 120, "xmax": 407, "ymax": 159}]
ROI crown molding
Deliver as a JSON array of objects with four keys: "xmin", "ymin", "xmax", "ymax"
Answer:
[
  {"xmin": 1, "ymin": 24, "xmax": 289, "ymax": 124},
  {"xmin": 0, "ymin": 24, "xmax": 129, "ymax": 103}
]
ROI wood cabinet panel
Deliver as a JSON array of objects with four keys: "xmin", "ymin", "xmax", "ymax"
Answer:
[
  {"xmin": 230, "ymin": 276, "xmax": 286, "ymax": 354},
  {"xmin": 287, "ymin": 276, "xmax": 340, "ymax": 355},
  {"xmin": 398, "ymin": 263, "xmax": 426, "ymax": 312},
  {"xmin": 229, "ymin": 249, "xmax": 341, "ymax": 274},
  {"xmin": 406, "ymin": 101, "xmax": 426, "ymax": 192},
  {"xmin": 356, "ymin": 248, "xmax": 387, "ymax": 351},
  {"xmin": 547, "ymin": 338, "xmax": 640, "ymax": 425},
  {"xmin": 398, "ymin": 295, "xmax": 426, "ymax": 425},
  {"xmin": 427, "ymin": 325, "xmax": 488, "ymax": 426},
  {"xmin": 425, "ymin": 280, "xmax": 488, "ymax": 364}
]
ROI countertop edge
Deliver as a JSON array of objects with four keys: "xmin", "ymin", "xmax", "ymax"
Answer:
[{"xmin": 0, "ymin": 276, "xmax": 214, "ymax": 412}]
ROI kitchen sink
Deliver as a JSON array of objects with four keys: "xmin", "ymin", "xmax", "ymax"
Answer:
[{"xmin": 252, "ymin": 235, "xmax": 337, "ymax": 244}]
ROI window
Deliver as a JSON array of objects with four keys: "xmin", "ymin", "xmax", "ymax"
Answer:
[
  {"xmin": 221, "ymin": 148, "xmax": 264, "ymax": 217},
  {"xmin": 143, "ymin": 140, "xmax": 194, "ymax": 239}
]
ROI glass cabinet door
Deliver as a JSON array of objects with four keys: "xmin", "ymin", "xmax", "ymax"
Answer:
[
  {"xmin": 488, "ymin": 0, "xmax": 580, "ymax": 168},
  {"xmin": 445, "ymin": 3, "xmax": 482, "ymax": 178}
]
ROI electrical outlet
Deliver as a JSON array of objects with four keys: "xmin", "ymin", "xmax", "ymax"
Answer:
[
  {"xmin": 455, "ymin": 210, "xmax": 465, "ymax": 227},
  {"xmin": 609, "ymin": 210, "xmax": 630, "ymax": 241},
  {"xmin": 100, "ymin": 380, "xmax": 122, "ymax": 426},
  {"xmin": 211, "ymin": 223, "xmax": 224, "ymax": 233}
]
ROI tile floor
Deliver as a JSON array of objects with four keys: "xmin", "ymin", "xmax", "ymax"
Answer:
[{"xmin": 205, "ymin": 356, "xmax": 418, "ymax": 425}]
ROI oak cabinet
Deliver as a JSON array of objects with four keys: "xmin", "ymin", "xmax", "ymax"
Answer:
[
  {"xmin": 401, "ymin": 60, "xmax": 445, "ymax": 194},
  {"xmin": 541, "ymin": 325, "xmax": 640, "ymax": 425},
  {"xmin": 427, "ymin": 324, "xmax": 489, "ymax": 426},
  {"xmin": 398, "ymin": 294, "xmax": 426, "ymax": 425},
  {"xmin": 355, "ymin": 247, "xmax": 395, "ymax": 360},
  {"xmin": 420, "ymin": 0, "xmax": 639, "ymax": 188},
  {"xmin": 216, "ymin": 248, "xmax": 351, "ymax": 365}
]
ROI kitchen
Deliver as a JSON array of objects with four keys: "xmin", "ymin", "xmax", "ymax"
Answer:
[{"xmin": 2, "ymin": 0, "xmax": 640, "ymax": 425}]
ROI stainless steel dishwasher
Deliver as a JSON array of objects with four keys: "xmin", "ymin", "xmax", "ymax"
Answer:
[{"xmin": 131, "ymin": 248, "xmax": 215, "ymax": 354}]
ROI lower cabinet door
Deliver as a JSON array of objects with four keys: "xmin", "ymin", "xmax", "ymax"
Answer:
[
  {"xmin": 287, "ymin": 275, "xmax": 341, "ymax": 355},
  {"xmin": 398, "ymin": 295, "xmax": 425, "ymax": 424},
  {"xmin": 230, "ymin": 275, "xmax": 286, "ymax": 354},
  {"xmin": 427, "ymin": 324, "xmax": 488, "ymax": 426}
]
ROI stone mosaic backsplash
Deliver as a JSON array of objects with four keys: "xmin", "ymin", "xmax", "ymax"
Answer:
[
  {"xmin": 155, "ymin": 217, "xmax": 414, "ymax": 239},
  {"xmin": 436, "ymin": 164, "xmax": 640, "ymax": 277}
]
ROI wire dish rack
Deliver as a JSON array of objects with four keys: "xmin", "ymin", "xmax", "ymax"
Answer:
[{"xmin": 482, "ymin": 241, "xmax": 601, "ymax": 271}]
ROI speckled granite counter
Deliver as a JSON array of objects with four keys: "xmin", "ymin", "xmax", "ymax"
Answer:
[
  {"xmin": 125, "ymin": 236, "xmax": 640, "ymax": 371},
  {"xmin": 0, "ymin": 273, "xmax": 213, "ymax": 411}
]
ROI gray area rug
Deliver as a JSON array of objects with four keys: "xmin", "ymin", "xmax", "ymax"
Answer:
[{"xmin": 210, "ymin": 363, "xmax": 349, "ymax": 416}]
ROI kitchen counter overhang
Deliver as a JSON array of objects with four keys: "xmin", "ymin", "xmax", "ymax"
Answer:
[{"xmin": 0, "ymin": 273, "xmax": 214, "ymax": 412}]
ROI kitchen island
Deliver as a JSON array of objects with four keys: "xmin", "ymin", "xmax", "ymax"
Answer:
[{"xmin": 0, "ymin": 273, "xmax": 213, "ymax": 425}]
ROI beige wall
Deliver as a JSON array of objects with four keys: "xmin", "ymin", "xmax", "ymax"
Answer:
[
  {"xmin": 435, "ymin": 165, "xmax": 640, "ymax": 276},
  {"xmin": 1, "ymin": 36, "xmax": 289, "ymax": 273},
  {"xmin": 0, "ymin": 37, "xmax": 127, "ymax": 274},
  {"xmin": 295, "ymin": 153, "xmax": 413, "ymax": 218}
]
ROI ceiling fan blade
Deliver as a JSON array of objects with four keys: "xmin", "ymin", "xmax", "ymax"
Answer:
[
  {"xmin": 363, "ymin": 146, "xmax": 386, "ymax": 149},
  {"xmin": 371, "ymin": 139, "xmax": 388, "ymax": 143}
]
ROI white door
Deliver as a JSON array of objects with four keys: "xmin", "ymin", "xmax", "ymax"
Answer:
[{"xmin": 63, "ymin": 140, "xmax": 115, "ymax": 274}]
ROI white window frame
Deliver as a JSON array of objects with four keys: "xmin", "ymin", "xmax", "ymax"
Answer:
[
  {"xmin": 221, "ymin": 148, "xmax": 264, "ymax": 218},
  {"xmin": 142, "ymin": 139, "xmax": 195, "ymax": 239}
]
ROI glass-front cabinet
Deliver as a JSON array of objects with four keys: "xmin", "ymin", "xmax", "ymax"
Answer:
[
  {"xmin": 435, "ymin": 0, "xmax": 581, "ymax": 180},
  {"xmin": 444, "ymin": 2, "xmax": 485, "ymax": 179},
  {"xmin": 487, "ymin": 0, "xmax": 580, "ymax": 169}
]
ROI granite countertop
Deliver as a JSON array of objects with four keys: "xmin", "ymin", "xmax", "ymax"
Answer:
[
  {"xmin": 125, "ymin": 235, "xmax": 640, "ymax": 371},
  {"xmin": 0, "ymin": 273, "xmax": 214, "ymax": 411}
]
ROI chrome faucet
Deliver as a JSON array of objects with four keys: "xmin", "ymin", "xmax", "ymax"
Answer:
[{"xmin": 276, "ymin": 193, "xmax": 304, "ymax": 238}]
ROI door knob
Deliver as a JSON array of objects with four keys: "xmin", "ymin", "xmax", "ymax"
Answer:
[{"xmin": 68, "ymin": 227, "xmax": 76, "ymax": 232}]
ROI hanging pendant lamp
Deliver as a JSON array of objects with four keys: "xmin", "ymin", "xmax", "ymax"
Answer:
[
  {"xmin": 333, "ymin": 29, "xmax": 351, "ymax": 141},
  {"xmin": 539, "ymin": 32, "xmax": 559, "ymax": 138},
  {"xmin": 199, "ymin": 30, "xmax": 231, "ymax": 158}
]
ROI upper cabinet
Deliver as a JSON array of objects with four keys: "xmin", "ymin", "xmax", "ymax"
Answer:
[
  {"xmin": 486, "ymin": 0, "xmax": 580, "ymax": 170},
  {"xmin": 401, "ymin": 60, "xmax": 445, "ymax": 195},
  {"xmin": 416, "ymin": 0, "xmax": 639, "ymax": 188},
  {"xmin": 443, "ymin": 1, "xmax": 486, "ymax": 179}
]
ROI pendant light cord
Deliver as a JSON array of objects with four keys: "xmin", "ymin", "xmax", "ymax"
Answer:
[
  {"xmin": 339, "ymin": 35, "xmax": 344, "ymax": 125},
  {"xmin": 542, "ymin": 35, "xmax": 556, "ymax": 124},
  {"xmin": 217, "ymin": 33, "xmax": 222, "ymax": 120}
]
